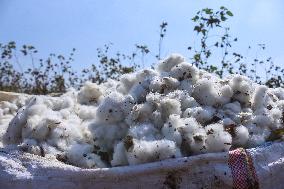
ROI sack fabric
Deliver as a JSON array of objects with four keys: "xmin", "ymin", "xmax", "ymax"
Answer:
[{"xmin": 0, "ymin": 141, "xmax": 284, "ymax": 189}]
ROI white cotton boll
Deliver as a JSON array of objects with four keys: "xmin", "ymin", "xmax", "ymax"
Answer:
[
  {"xmin": 178, "ymin": 79, "xmax": 194, "ymax": 93},
  {"xmin": 41, "ymin": 142, "xmax": 62, "ymax": 157},
  {"xmin": 252, "ymin": 85, "xmax": 268, "ymax": 111},
  {"xmin": 26, "ymin": 103, "xmax": 48, "ymax": 116},
  {"xmin": 183, "ymin": 106, "xmax": 216, "ymax": 124},
  {"xmin": 31, "ymin": 116, "xmax": 62, "ymax": 141},
  {"xmin": 270, "ymin": 88, "xmax": 284, "ymax": 100},
  {"xmin": 170, "ymin": 62, "xmax": 199, "ymax": 82},
  {"xmin": 185, "ymin": 129, "xmax": 207, "ymax": 155},
  {"xmin": 60, "ymin": 108, "xmax": 71, "ymax": 119},
  {"xmin": 222, "ymin": 118, "xmax": 235, "ymax": 127},
  {"xmin": 0, "ymin": 101, "xmax": 18, "ymax": 115},
  {"xmin": 269, "ymin": 108, "xmax": 283, "ymax": 129},
  {"xmin": 111, "ymin": 141, "xmax": 129, "ymax": 167},
  {"xmin": 89, "ymin": 122, "xmax": 128, "ymax": 152},
  {"xmin": 121, "ymin": 95, "xmax": 136, "ymax": 116},
  {"xmin": 180, "ymin": 96, "xmax": 199, "ymax": 111},
  {"xmin": 149, "ymin": 76, "xmax": 164, "ymax": 93},
  {"xmin": 135, "ymin": 69, "xmax": 159, "ymax": 82},
  {"xmin": 229, "ymin": 75, "xmax": 252, "ymax": 106},
  {"xmin": 129, "ymin": 83, "xmax": 148, "ymax": 103},
  {"xmin": 156, "ymin": 54, "xmax": 185, "ymax": 73},
  {"xmin": 192, "ymin": 79, "xmax": 219, "ymax": 106},
  {"xmin": 19, "ymin": 138, "xmax": 42, "ymax": 156},
  {"xmin": 3, "ymin": 98, "xmax": 37, "ymax": 144},
  {"xmin": 125, "ymin": 103, "xmax": 154, "ymax": 125},
  {"xmin": 66, "ymin": 143, "xmax": 106, "ymax": 168},
  {"xmin": 218, "ymin": 85, "xmax": 233, "ymax": 105},
  {"xmin": 77, "ymin": 81, "xmax": 103, "ymax": 105},
  {"xmin": 162, "ymin": 77, "xmax": 180, "ymax": 93},
  {"xmin": 245, "ymin": 124, "xmax": 271, "ymax": 148},
  {"xmin": 96, "ymin": 92, "xmax": 124, "ymax": 123},
  {"xmin": 160, "ymin": 98, "xmax": 181, "ymax": 119},
  {"xmin": 128, "ymin": 123, "xmax": 159, "ymax": 141},
  {"xmin": 205, "ymin": 123, "xmax": 232, "ymax": 153},
  {"xmin": 100, "ymin": 79, "xmax": 119, "ymax": 95},
  {"xmin": 77, "ymin": 105, "xmax": 97, "ymax": 120},
  {"xmin": 116, "ymin": 73, "xmax": 137, "ymax": 94},
  {"xmin": 150, "ymin": 110, "xmax": 164, "ymax": 129},
  {"xmin": 178, "ymin": 117, "xmax": 206, "ymax": 154},
  {"xmin": 162, "ymin": 115, "xmax": 183, "ymax": 146},
  {"xmin": 223, "ymin": 101, "xmax": 242, "ymax": 114},
  {"xmin": 22, "ymin": 115, "xmax": 40, "ymax": 139},
  {"xmin": 252, "ymin": 115, "xmax": 272, "ymax": 129},
  {"xmin": 126, "ymin": 139, "xmax": 181, "ymax": 165},
  {"xmin": 166, "ymin": 90, "xmax": 198, "ymax": 111},
  {"xmin": 233, "ymin": 125, "xmax": 249, "ymax": 147},
  {"xmin": 276, "ymin": 100, "xmax": 284, "ymax": 111}
]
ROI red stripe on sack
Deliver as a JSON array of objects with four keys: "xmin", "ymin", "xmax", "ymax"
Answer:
[{"xmin": 228, "ymin": 148, "xmax": 259, "ymax": 189}]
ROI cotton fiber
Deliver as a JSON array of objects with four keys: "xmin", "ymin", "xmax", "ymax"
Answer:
[{"xmin": 1, "ymin": 53, "xmax": 284, "ymax": 168}]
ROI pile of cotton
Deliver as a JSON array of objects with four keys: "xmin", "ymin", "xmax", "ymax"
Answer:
[{"xmin": 1, "ymin": 53, "xmax": 284, "ymax": 169}]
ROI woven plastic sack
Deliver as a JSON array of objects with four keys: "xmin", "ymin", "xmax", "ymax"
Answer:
[{"xmin": 0, "ymin": 141, "xmax": 284, "ymax": 189}]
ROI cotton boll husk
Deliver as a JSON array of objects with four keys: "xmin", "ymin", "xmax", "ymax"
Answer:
[
  {"xmin": 192, "ymin": 79, "xmax": 219, "ymax": 106},
  {"xmin": 126, "ymin": 139, "xmax": 181, "ymax": 165},
  {"xmin": 77, "ymin": 81, "xmax": 103, "ymax": 105},
  {"xmin": 205, "ymin": 123, "xmax": 232, "ymax": 153},
  {"xmin": 111, "ymin": 141, "xmax": 129, "ymax": 167},
  {"xmin": 232, "ymin": 125, "xmax": 249, "ymax": 147},
  {"xmin": 156, "ymin": 54, "xmax": 185, "ymax": 73},
  {"xmin": 66, "ymin": 143, "xmax": 106, "ymax": 168},
  {"xmin": 96, "ymin": 92, "xmax": 124, "ymax": 123},
  {"xmin": 128, "ymin": 123, "xmax": 159, "ymax": 141},
  {"xmin": 170, "ymin": 62, "xmax": 199, "ymax": 82}
]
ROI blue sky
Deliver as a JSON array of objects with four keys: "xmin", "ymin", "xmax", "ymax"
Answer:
[{"xmin": 1, "ymin": 0, "xmax": 284, "ymax": 71}]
